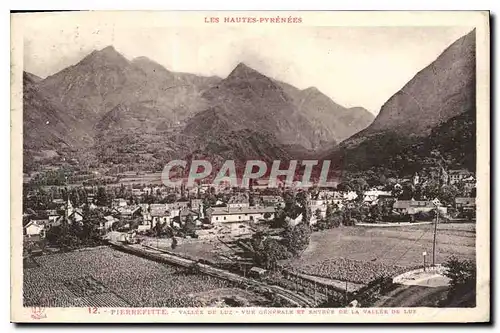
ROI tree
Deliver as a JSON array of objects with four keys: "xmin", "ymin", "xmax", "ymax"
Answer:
[
  {"xmin": 325, "ymin": 203, "xmax": 334, "ymax": 221},
  {"xmin": 369, "ymin": 204, "xmax": 382, "ymax": 223},
  {"xmin": 281, "ymin": 223, "xmax": 311, "ymax": 257},
  {"xmin": 183, "ymin": 214, "xmax": 196, "ymax": 236},
  {"xmin": 253, "ymin": 238, "xmax": 291, "ymax": 270},
  {"xmin": 328, "ymin": 212, "xmax": 343, "ymax": 228},
  {"xmin": 171, "ymin": 237, "xmax": 178, "ymax": 250},
  {"xmin": 442, "ymin": 257, "xmax": 476, "ymax": 307},
  {"xmin": 95, "ymin": 187, "xmax": 108, "ymax": 207},
  {"xmin": 439, "ymin": 184, "xmax": 460, "ymax": 206},
  {"xmin": 314, "ymin": 208, "xmax": 323, "ymax": 222}
]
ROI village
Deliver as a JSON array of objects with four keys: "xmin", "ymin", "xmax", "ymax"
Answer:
[{"xmin": 23, "ymin": 167, "xmax": 476, "ymax": 254}]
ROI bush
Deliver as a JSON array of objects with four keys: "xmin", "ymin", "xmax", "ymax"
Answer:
[{"xmin": 441, "ymin": 257, "xmax": 476, "ymax": 307}]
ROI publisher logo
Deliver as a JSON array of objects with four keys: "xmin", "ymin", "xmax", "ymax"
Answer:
[{"xmin": 31, "ymin": 307, "xmax": 47, "ymax": 320}]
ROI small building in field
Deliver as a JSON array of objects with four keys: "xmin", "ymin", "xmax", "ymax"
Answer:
[{"xmin": 249, "ymin": 266, "xmax": 268, "ymax": 279}]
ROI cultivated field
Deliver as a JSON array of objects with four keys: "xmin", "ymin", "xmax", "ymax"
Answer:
[
  {"xmin": 286, "ymin": 223, "xmax": 476, "ymax": 284},
  {"xmin": 23, "ymin": 247, "xmax": 257, "ymax": 307}
]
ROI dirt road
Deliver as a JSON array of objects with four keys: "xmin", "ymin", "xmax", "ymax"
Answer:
[{"xmin": 374, "ymin": 284, "xmax": 448, "ymax": 307}]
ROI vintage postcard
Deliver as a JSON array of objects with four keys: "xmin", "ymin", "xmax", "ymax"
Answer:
[{"xmin": 10, "ymin": 11, "xmax": 490, "ymax": 323}]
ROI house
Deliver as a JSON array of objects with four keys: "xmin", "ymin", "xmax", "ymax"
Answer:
[
  {"xmin": 189, "ymin": 199, "xmax": 204, "ymax": 218},
  {"xmin": 363, "ymin": 189, "xmax": 393, "ymax": 206},
  {"xmin": 24, "ymin": 219, "xmax": 48, "ymax": 238},
  {"xmin": 249, "ymin": 267, "xmax": 268, "ymax": 278},
  {"xmin": 68, "ymin": 210, "xmax": 84, "ymax": 224},
  {"xmin": 393, "ymin": 199, "xmax": 447, "ymax": 215},
  {"xmin": 149, "ymin": 204, "xmax": 170, "ymax": 228},
  {"xmin": 206, "ymin": 206, "xmax": 275, "ymax": 224},
  {"xmin": 462, "ymin": 176, "xmax": 476, "ymax": 195},
  {"xmin": 48, "ymin": 215, "xmax": 64, "ymax": 228},
  {"xmin": 455, "ymin": 197, "xmax": 476, "ymax": 212},
  {"xmin": 87, "ymin": 193, "xmax": 95, "ymax": 204},
  {"xmin": 448, "ymin": 169, "xmax": 473, "ymax": 185},
  {"xmin": 131, "ymin": 188, "xmax": 143, "ymax": 196},
  {"xmin": 252, "ymin": 179, "xmax": 282, "ymax": 190},
  {"xmin": 180, "ymin": 208, "xmax": 200, "ymax": 225},
  {"xmin": 101, "ymin": 215, "xmax": 118, "ymax": 231},
  {"xmin": 116, "ymin": 205, "xmax": 142, "ymax": 219},
  {"xmin": 259, "ymin": 195, "xmax": 284, "ymax": 207},
  {"xmin": 168, "ymin": 201, "xmax": 190, "ymax": 211},
  {"xmin": 309, "ymin": 199, "xmax": 328, "ymax": 219},
  {"xmin": 52, "ymin": 198, "xmax": 65, "ymax": 206},
  {"xmin": 190, "ymin": 198, "xmax": 203, "ymax": 211},
  {"xmin": 46, "ymin": 210, "xmax": 60, "ymax": 224},
  {"xmin": 112, "ymin": 198, "xmax": 128, "ymax": 208},
  {"xmin": 344, "ymin": 191, "xmax": 359, "ymax": 201}
]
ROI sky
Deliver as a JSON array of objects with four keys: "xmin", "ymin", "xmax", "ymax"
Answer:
[{"xmin": 21, "ymin": 13, "xmax": 473, "ymax": 114}]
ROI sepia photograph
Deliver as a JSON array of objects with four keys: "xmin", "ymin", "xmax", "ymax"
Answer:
[{"xmin": 10, "ymin": 11, "xmax": 490, "ymax": 323}]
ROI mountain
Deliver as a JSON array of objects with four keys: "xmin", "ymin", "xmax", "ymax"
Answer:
[
  {"xmin": 22, "ymin": 71, "xmax": 93, "ymax": 170},
  {"xmin": 37, "ymin": 46, "xmax": 220, "ymax": 144},
  {"xmin": 277, "ymin": 83, "xmax": 374, "ymax": 143},
  {"xmin": 24, "ymin": 47, "xmax": 373, "ymax": 171},
  {"xmin": 336, "ymin": 29, "xmax": 476, "ymax": 173},
  {"xmin": 24, "ymin": 71, "xmax": 42, "ymax": 84},
  {"xmin": 196, "ymin": 62, "xmax": 325, "ymax": 150}
]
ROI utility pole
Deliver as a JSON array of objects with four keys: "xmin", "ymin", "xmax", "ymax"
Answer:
[
  {"xmin": 423, "ymin": 251, "xmax": 427, "ymax": 272},
  {"xmin": 432, "ymin": 199, "xmax": 441, "ymax": 266},
  {"xmin": 314, "ymin": 281, "xmax": 317, "ymax": 306},
  {"xmin": 345, "ymin": 280, "xmax": 348, "ymax": 304},
  {"xmin": 433, "ymin": 209, "xmax": 438, "ymax": 266}
]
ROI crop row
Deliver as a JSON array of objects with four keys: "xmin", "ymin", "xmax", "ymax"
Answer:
[
  {"xmin": 23, "ymin": 247, "xmax": 236, "ymax": 307},
  {"xmin": 295, "ymin": 258, "xmax": 415, "ymax": 284}
]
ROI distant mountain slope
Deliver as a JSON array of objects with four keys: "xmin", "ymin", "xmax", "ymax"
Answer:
[
  {"xmin": 344, "ymin": 30, "xmax": 475, "ymax": 149},
  {"xmin": 335, "ymin": 29, "xmax": 476, "ymax": 173},
  {"xmin": 22, "ymin": 71, "xmax": 94, "ymax": 170},
  {"xmin": 23, "ymin": 72, "xmax": 93, "ymax": 150},
  {"xmin": 277, "ymin": 82, "xmax": 374, "ymax": 143},
  {"xmin": 197, "ymin": 62, "xmax": 323, "ymax": 150},
  {"xmin": 37, "ymin": 46, "xmax": 220, "ymax": 143},
  {"xmin": 24, "ymin": 71, "xmax": 42, "ymax": 84},
  {"xmin": 24, "ymin": 47, "xmax": 374, "ymax": 170}
]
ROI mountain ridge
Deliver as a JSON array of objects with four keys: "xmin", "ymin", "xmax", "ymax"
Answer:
[
  {"xmin": 24, "ymin": 45, "xmax": 377, "ymax": 171},
  {"xmin": 334, "ymin": 29, "xmax": 476, "ymax": 173}
]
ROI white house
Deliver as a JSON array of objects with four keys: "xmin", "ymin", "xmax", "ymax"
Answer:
[
  {"xmin": 309, "ymin": 199, "xmax": 328, "ymax": 219},
  {"xmin": 207, "ymin": 206, "xmax": 275, "ymax": 224},
  {"xmin": 101, "ymin": 215, "xmax": 118, "ymax": 231},
  {"xmin": 24, "ymin": 219, "xmax": 47, "ymax": 238},
  {"xmin": 363, "ymin": 189, "xmax": 392, "ymax": 205}
]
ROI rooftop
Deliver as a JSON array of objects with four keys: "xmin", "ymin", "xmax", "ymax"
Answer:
[{"xmin": 209, "ymin": 206, "xmax": 275, "ymax": 216}]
